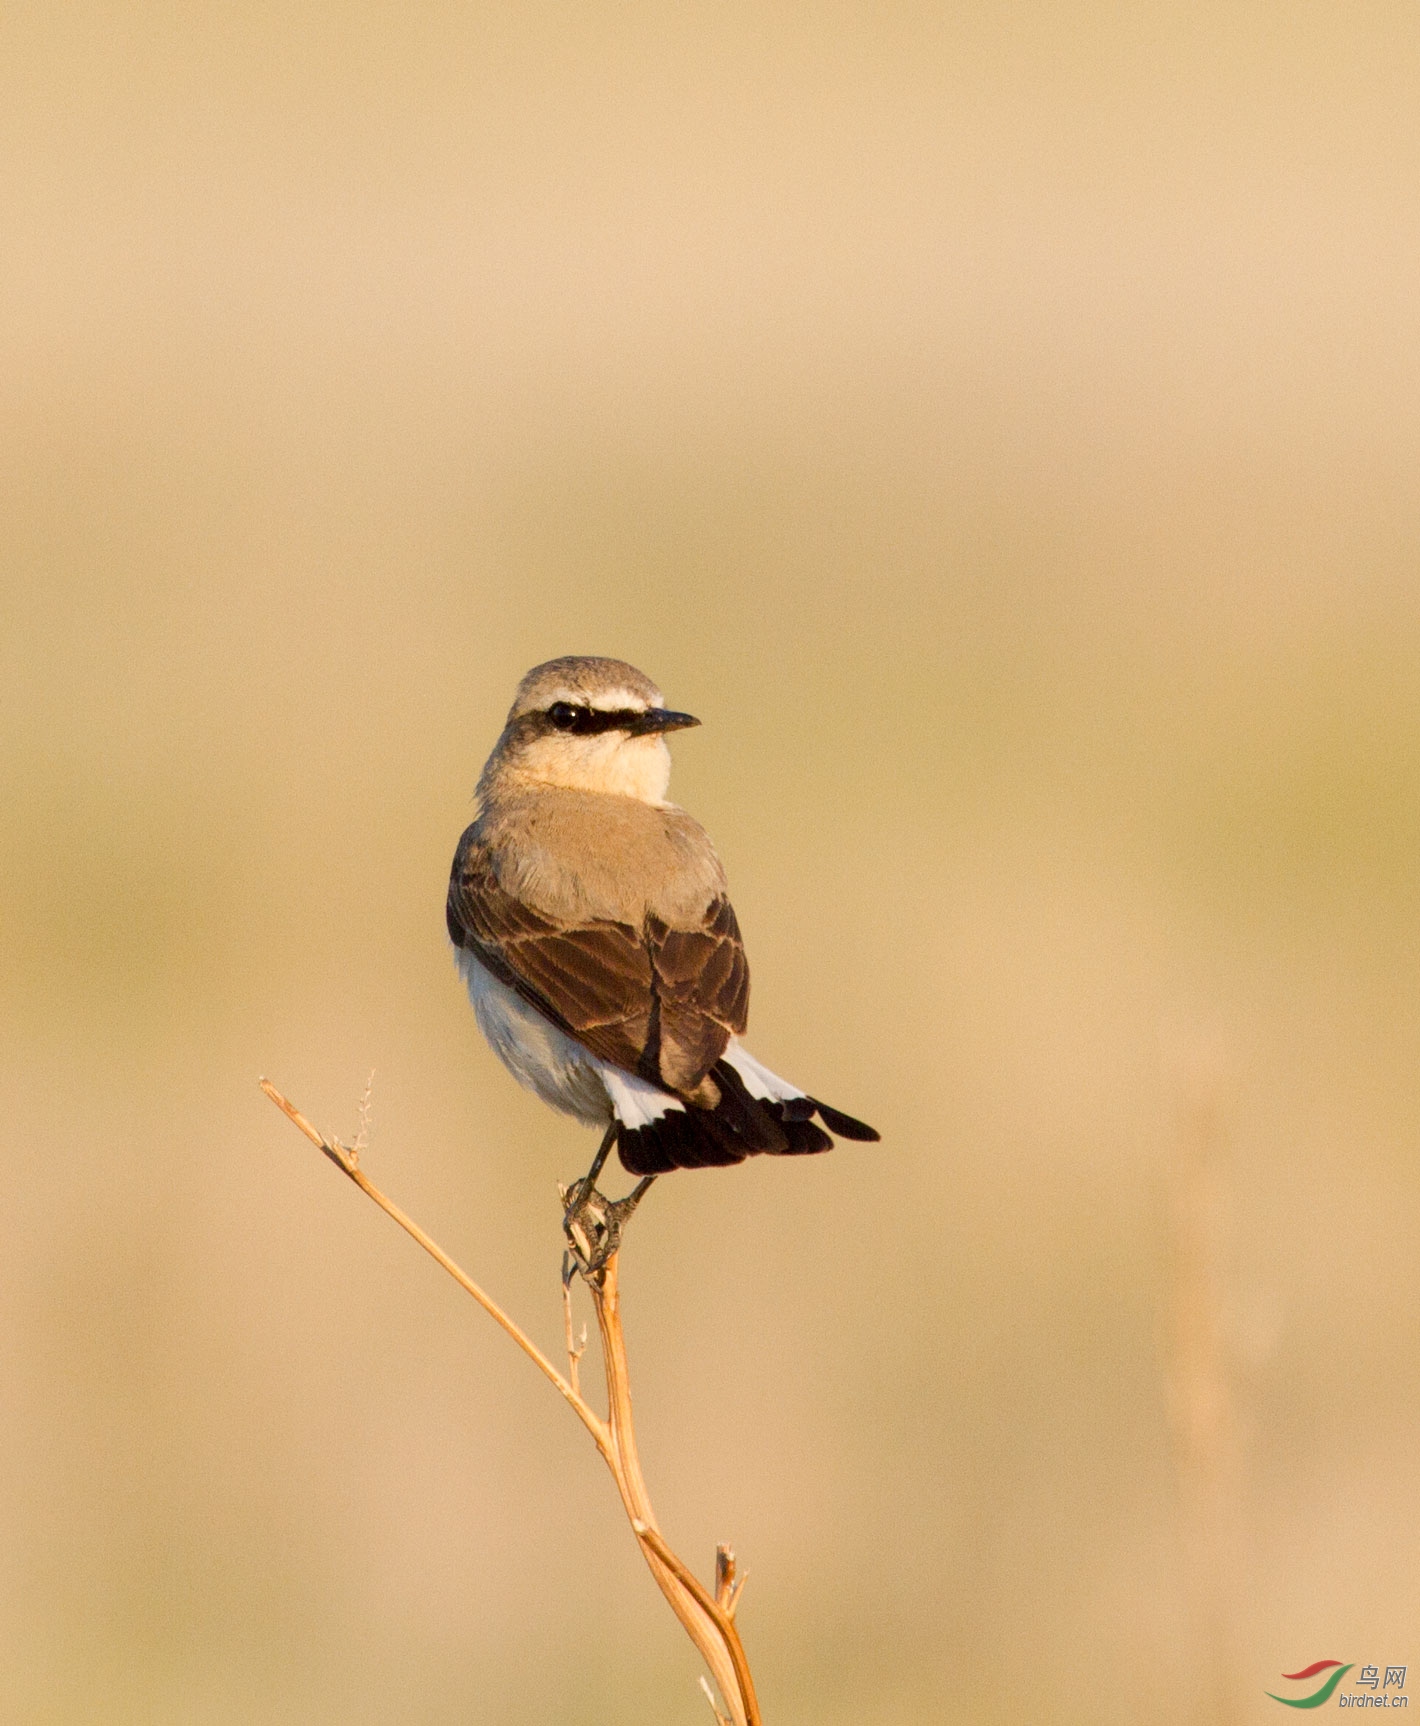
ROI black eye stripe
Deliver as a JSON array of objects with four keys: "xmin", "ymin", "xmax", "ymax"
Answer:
[{"xmin": 546, "ymin": 703, "xmax": 647, "ymax": 735}]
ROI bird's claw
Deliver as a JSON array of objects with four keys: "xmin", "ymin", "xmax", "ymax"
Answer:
[{"xmin": 561, "ymin": 1177, "xmax": 655, "ymax": 1279}]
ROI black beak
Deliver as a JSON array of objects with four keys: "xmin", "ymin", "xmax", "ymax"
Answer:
[{"xmin": 631, "ymin": 707, "xmax": 701, "ymax": 735}]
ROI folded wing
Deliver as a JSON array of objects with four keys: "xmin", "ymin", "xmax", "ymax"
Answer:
[{"xmin": 446, "ymin": 827, "xmax": 747, "ymax": 1096}]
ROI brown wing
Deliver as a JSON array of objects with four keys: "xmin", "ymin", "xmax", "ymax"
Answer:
[
  {"xmin": 645, "ymin": 901, "xmax": 749, "ymax": 1092},
  {"xmin": 447, "ymin": 826, "xmax": 749, "ymax": 1096}
]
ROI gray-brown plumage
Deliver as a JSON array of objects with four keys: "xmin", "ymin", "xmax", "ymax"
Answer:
[{"xmin": 447, "ymin": 656, "xmax": 879, "ymax": 1175}]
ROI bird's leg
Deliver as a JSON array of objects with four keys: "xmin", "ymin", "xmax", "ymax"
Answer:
[
  {"xmin": 562, "ymin": 1122, "xmax": 617, "ymax": 1218},
  {"xmin": 610, "ymin": 1175, "xmax": 656, "ymax": 1234},
  {"xmin": 562, "ymin": 1125, "xmax": 657, "ymax": 1277}
]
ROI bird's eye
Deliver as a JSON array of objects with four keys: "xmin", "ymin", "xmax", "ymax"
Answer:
[{"xmin": 548, "ymin": 701, "xmax": 581, "ymax": 730}]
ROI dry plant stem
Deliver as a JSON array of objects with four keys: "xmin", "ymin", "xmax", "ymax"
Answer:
[
  {"xmin": 594, "ymin": 1257, "xmax": 760, "ymax": 1726},
  {"xmin": 258, "ymin": 1080, "xmax": 610, "ymax": 1457},
  {"xmin": 260, "ymin": 1078, "xmax": 758, "ymax": 1726},
  {"xmin": 1167, "ymin": 1072, "xmax": 1242, "ymax": 1726}
]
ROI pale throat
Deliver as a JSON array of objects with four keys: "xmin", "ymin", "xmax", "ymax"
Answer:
[{"xmin": 514, "ymin": 733, "xmax": 673, "ymax": 803}]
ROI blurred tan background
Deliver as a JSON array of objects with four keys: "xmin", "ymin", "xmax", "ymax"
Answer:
[{"xmin": 3, "ymin": 3, "xmax": 1418, "ymax": 1722}]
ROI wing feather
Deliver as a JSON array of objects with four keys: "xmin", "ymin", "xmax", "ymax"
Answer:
[{"xmin": 447, "ymin": 825, "xmax": 749, "ymax": 1096}]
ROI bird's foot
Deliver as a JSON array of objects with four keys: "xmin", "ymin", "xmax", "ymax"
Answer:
[{"xmin": 561, "ymin": 1176, "xmax": 656, "ymax": 1279}]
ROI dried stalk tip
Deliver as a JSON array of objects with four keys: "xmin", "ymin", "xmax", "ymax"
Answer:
[
  {"xmin": 715, "ymin": 1544, "xmax": 736, "ymax": 1607},
  {"xmin": 259, "ymin": 1079, "xmax": 360, "ymax": 1177},
  {"xmin": 715, "ymin": 1544, "xmax": 748, "ymax": 1616}
]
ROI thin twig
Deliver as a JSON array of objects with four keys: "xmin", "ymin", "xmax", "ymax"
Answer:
[
  {"xmin": 260, "ymin": 1077, "xmax": 760, "ymax": 1726},
  {"xmin": 259, "ymin": 1079, "xmax": 610, "ymax": 1459},
  {"xmin": 561, "ymin": 1259, "xmax": 587, "ymax": 1400}
]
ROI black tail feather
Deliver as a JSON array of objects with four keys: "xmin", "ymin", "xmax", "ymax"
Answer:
[
  {"xmin": 809, "ymin": 1099, "xmax": 881, "ymax": 1142},
  {"xmin": 776, "ymin": 1117, "xmax": 834, "ymax": 1156},
  {"xmin": 708, "ymin": 1060, "xmax": 791, "ymax": 1153},
  {"xmin": 617, "ymin": 1105, "xmax": 746, "ymax": 1175},
  {"xmin": 615, "ymin": 1062, "xmax": 878, "ymax": 1175}
]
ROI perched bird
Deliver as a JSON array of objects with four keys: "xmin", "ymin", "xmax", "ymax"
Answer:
[{"xmin": 446, "ymin": 656, "xmax": 878, "ymax": 1249}]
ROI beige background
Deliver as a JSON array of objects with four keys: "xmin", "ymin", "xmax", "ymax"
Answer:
[{"xmin": 3, "ymin": 4, "xmax": 1418, "ymax": 1721}]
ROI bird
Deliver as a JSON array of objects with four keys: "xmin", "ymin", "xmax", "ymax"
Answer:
[{"xmin": 446, "ymin": 655, "xmax": 878, "ymax": 1259}]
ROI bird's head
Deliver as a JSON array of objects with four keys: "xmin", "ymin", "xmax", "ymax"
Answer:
[{"xmin": 483, "ymin": 656, "xmax": 700, "ymax": 803}]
